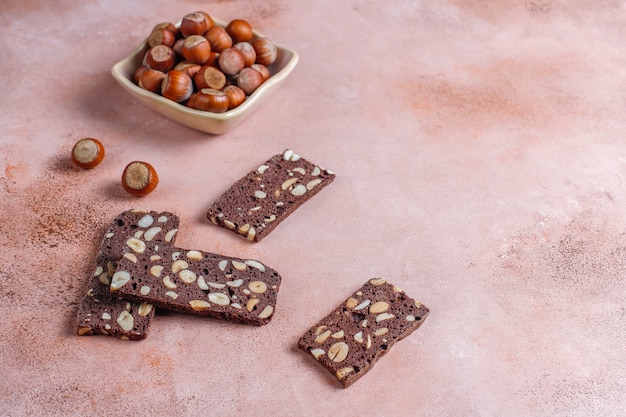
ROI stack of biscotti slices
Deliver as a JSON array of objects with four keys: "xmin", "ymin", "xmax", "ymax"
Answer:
[
  {"xmin": 76, "ymin": 209, "xmax": 180, "ymax": 339},
  {"xmin": 76, "ymin": 209, "xmax": 282, "ymax": 340}
]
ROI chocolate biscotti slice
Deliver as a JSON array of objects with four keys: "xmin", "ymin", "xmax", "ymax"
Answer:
[
  {"xmin": 76, "ymin": 210, "xmax": 180, "ymax": 340},
  {"xmin": 76, "ymin": 253, "xmax": 156, "ymax": 339},
  {"xmin": 99, "ymin": 209, "xmax": 179, "ymax": 262},
  {"xmin": 298, "ymin": 278, "xmax": 429, "ymax": 388},
  {"xmin": 207, "ymin": 149, "xmax": 335, "ymax": 242},
  {"xmin": 111, "ymin": 243, "xmax": 281, "ymax": 325}
]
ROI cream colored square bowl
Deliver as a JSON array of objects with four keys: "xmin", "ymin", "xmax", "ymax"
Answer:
[{"xmin": 111, "ymin": 20, "xmax": 299, "ymax": 135}]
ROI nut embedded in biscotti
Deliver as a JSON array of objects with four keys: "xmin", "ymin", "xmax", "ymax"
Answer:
[
  {"xmin": 179, "ymin": 11, "xmax": 211, "ymax": 37},
  {"xmin": 237, "ymin": 67, "xmax": 265, "ymax": 95},
  {"xmin": 251, "ymin": 37, "xmax": 277, "ymax": 66},
  {"xmin": 218, "ymin": 48, "xmax": 246, "ymax": 76},
  {"xmin": 223, "ymin": 85, "xmax": 246, "ymax": 109},
  {"xmin": 144, "ymin": 45, "xmax": 177, "ymax": 72},
  {"xmin": 161, "ymin": 70, "xmax": 193, "ymax": 102},
  {"xmin": 181, "ymin": 35, "xmax": 212, "ymax": 64},
  {"xmin": 194, "ymin": 88, "xmax": 229, "ymax": 113},
  {"xmin": 194, "ymin": 66, "xmax": 226, "ymax": 90},
  {"xmin": 233, "ymin": 42, "xmax": 256, "ymax": 67},
  {"xmin": 205, "ymin": 26, "xmax": 233, "ymax": 53},
  {"xmin": 71, "ymin": 138, "xmax": 105, "ymax": 169},
  {"xmin": 137, "ymin": 68, "xmax": 165, "ymax": 93},
  {"xmin": 121, "ymin": 161, "xmax": 159, "ymax": 197},
  {"xmin": 225, "ymin": 19, "xmax": 253, "ymax": 44}
]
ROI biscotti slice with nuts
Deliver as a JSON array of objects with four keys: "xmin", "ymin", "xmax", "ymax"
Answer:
[
  {"xmin": 76, "ymin": 253, "xmax": 156, "ymax": 340},
  {"xmin": 297, "ymin": 278, "xmax": 429, "ymax": 388},
  {"xmin": 99, "ymin": 209, "xmax": 179, "ymax": 261},
  {"xmin": 76, "ymin": 210, "xmax": 180, "ymax": 340},
  {"xmin": 207, "ymin": 149, "xmax": 335, "ymax": 242},
  {"xmin": 111, "ymin": 243, "xmax": 281, "ymax": 325}
]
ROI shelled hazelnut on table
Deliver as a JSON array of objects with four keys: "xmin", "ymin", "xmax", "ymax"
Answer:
[{"xmin": 133, "ymin": 11, "xmax": 278, "ymax": 113}]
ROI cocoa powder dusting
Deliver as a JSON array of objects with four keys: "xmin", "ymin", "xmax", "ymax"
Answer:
[{"xmin": 0, "ymin": 142, "xmax": 121, "ymax": 316}]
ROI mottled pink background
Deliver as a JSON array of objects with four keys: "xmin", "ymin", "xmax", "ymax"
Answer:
[{"xmin": 1, "ymin": 1, "xmax": 625, "ymax": 416}]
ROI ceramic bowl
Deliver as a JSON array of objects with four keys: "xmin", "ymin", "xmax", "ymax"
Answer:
[{"xmin": 111, "ymin": 20, "xmax": 299, "ymax": 134}]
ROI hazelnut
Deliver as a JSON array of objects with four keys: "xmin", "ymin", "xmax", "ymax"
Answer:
[
  {"xmin": 237, "ymin": 67, "xmax": 265, "ymax": 95},
  {"xmin": 194, "ymin": 66, "xmax": 226, "ymax": 90},
  {"xmin": 194, "ymin": 88, "xmax": 229, "ymax": 113},
  {"xmin": 122, "ymin": 161, "xmax": 159, "ymax": 197},
  {"xmin": 251, "ymin": 37, "xmax": 277, "ymax": 66},
  {"xmin": 250, "ymin": 63, "xmax": 270, "ymax": 81},
  {"xmin": 205, "ymin": 52, "xmax": 221, "ymax": 68},
  {"xmin": 152, "ymin": 21, "xmax": 178, "ymax": 37},
  {"xmin": 223, "ymin": 85, "xmax": 246, "ymax": 109},
  {"xmin": 225, "ymin": 19, "xmax": 253, "ymax": 43},
  {"xmin": 161, "ymin": 70, "xmax": 193, "ymax": 102},
  {"xmin": 174, "ymin": 61, "xmax": 202, "ymax": 78},
  {"xmin": 71, "ymin": 138, "xmax": 105, "ymax": 169},
  {"xmin": 205, "ymin": 26, "xmax": 233, "ymax": 53},
  {"xmin": 197, "ymin": 11, "xmax": 215, "ymax": 31},
  {"xmin": 218, "ymin": 48, "xmax": 245, "ymax": 76},
  {"xmin": 172, "ymin": 38, "xmax": 185, "ymax": 57},
  {"xmin": 233, "ymin": 42, "xmax": 256, "ymax": 67},
  {"xmin": 180, "ymin": 12, "xmax": 210, "ymax": 37},
  {"xmin": 181, "ymin": 35, "xmax": 211, "ymax": 64},
  {"xmin": 185, "ymin": 92, "xmax": 199, "ymax": 109},
  {"xmin": 137, "ymin": 68, "xmax": 166, "ymax": 92},
  {"xmin": 132, "ymin": 65, "xmax": 149, "ymax": 84},
  {"xmin": 147, "ymin": 28, "xmax": 176, "ymax": 48},
  {"xmin": 144, "ymin": 45, "xmax": 177, "ymax": 72}
]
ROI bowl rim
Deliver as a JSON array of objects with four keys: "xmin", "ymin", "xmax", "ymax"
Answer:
[{"xmin": 111, "ymin": 18, "xmax": 299, "ymax": 122}]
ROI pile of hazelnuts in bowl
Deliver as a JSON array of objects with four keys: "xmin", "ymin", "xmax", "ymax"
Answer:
[{"xmin": 133, "ymin": 11, "xmax": 278, "ymax": 113}]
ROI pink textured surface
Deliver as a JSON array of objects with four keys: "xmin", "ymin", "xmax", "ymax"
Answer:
[{"xmin": 1, "ymin": 1, "xmax": 625, "ymax": 415}]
